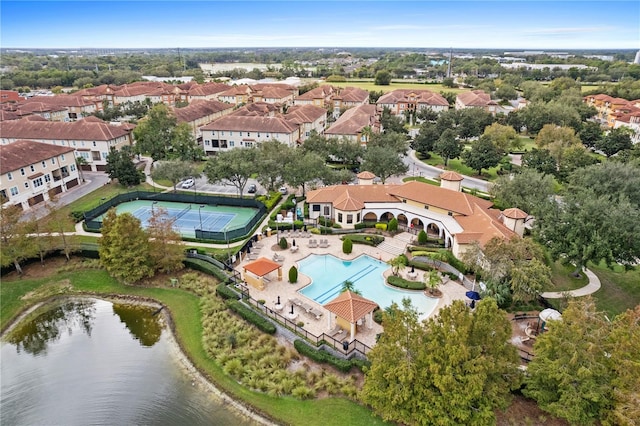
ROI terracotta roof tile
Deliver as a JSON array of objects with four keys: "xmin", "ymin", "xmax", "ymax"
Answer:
[
  {"xmin": 456, "ymin": 90, "xmax": 495, "ymax": 107},
  {"xmin": 325, "ymin": 104, "xmax": 376, "ymax": 136},
  {"xmin": 440, "ymin": 171, "xmax": 463, "ymax": 181},
  {"xmin": 243, "ymin": 257, "xmax": 281, "ymax": 277},
  {"xmin": 1, "ymin": 140, "xmax": 75, "ymax": 174},
  {"xmin": 0, "ymin": 117, "xmax": 134, "ymax": 141},
  {"xmin": 377, "ymin": 89, "xmax": 449, "ymax": 107},
  {"xmin": 171, "ymin": 100, "xmax": 234, "ymax": 123},
  {"xmin": 387, "ymin": 181, "xmax": 492, "ymax": 216},
  {"xmin": 324, "ymin": 291, "xmax": 378, "ymax": 322},
  {"xmin": 503, "ymin": 208, "xmax": 528, "ymax": 219},
  {"xmin": 200, "ymin": 114, "xmax": 298, "ymax": 133}
]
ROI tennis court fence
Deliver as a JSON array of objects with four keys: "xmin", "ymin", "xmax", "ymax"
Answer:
[{"xmin": 84, "ymin": 191, "xmax": 266, "ymax": 241}]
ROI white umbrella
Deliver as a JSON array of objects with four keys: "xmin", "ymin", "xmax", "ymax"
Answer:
[{"xmin": 539, "ymin": 308, "xmax": 562, "ymax": 322}]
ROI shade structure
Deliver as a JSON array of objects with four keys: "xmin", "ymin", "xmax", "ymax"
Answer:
[
  {"xmin": 465, "ymin": 290, "xmax": 481, "ymax": 300},
  {"xmin": 539, "ymin": 308, "xmax": 562, "ymax": 322}
]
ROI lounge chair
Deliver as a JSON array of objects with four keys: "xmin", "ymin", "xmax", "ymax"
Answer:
[
  {"xmin": 319, "ymin": 239, "xmax": 329, "ymax": 248},
  {"xmin": 301, "ymin": 303, "xmax": 313, "ymax": 313},
  {"xmin": 272, "ymin": 253, "xmax": 284, "ymax": 263},
  {"xmin": 248, "ymin": 253, "xmax": 259, "ymax": 260},
  {"xmin": 290, "ymin": 245, "xmax": 299, "ymax": 253},
  {"xmin": 308, "ymin": 239, "xmax": 317, "ymax": 248},
  {"xmin": 289, "ymin": 297, "xmax": 303, "ymax": 307},
  {"xmin": 310, "ymin": 308, "xmax": 323, "ymax": 320}
]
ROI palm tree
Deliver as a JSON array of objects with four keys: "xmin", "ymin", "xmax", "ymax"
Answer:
[
  {"xmin": 388, "ymin": 255, "xmax": 407, "ymax": 276},
  {"xmin": 341, "ymin": 280, "xmax": 361, "ymax": 295},
  {"xmin": 424, "ymin": 270, "xmax": 442, "ymax": 297},
  {"xmin": 75, "ymin": 156, "xmax": 87, "ymax": 182}
]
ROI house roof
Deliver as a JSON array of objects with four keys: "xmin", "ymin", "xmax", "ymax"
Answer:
[
  {"xmin": 0, "ymin": 117, "xmax": 134, "ymax": 141},
  {"xmin": 295, "ymin": 85, "xmax": 336, "ymax": 101},
  {"xmin": 337, "ymin": 87, "xmax": 370, "ymax": 103},
  {"xmin": 201, "ymin": 114, "xmax": 298, "ymax": 134},
  {"xmin": 24, "ymin": 94, "xmax": 94, "ymax": 107},
  {"xmin": 187, "ymin": 82, "xmax": 229, "ymax": 97},
  {"xmin": 285, "ymin": 105, "xmax": 327, "ymax": 124},
  {"xmin": 456, "ymin": 90, "xmax": 496, "ymax": 107},
  {"xmin": 454, "ymin": 204, "xmax": 517, "ymax": 247},
  {"xmin": 243, "ymin": 257, "xmax": 281, "ymax": 277},
  {"xmin": 324, "ymin": 291, "xmax": 378, "ymax": 323},
  {"xmin": 376, "ymin": 89, "xmax": 449, "ymax": 107},
  {"xmin": 1, "ymin": 140, "xmax": 75, "ymax": 174},
  {"xmin": 325, "ymin": 104, "xmax": 376, "ymax": 136},
  {"xmin": 171, "ymin": 100, "xmax": 233, "ymax": 123},
  {"xmin": 306, "ymin": 184, "xmax": 399, "ymax": 205},
  {"xmin": 357, "ymin": 171, "xmax": 376, "ymax": 179},
  {"xmin": 503, "ymin": 207, "xmax": 528, "ymax": 219}
]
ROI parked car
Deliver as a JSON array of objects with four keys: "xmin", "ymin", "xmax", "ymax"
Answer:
[
  {"xmin": 279, "ymin": 186, "xmax": 288, "ymax": 195},
  {"xmin": 248, "ymin": 184, "xmax": 257, "ymax": 193},
  {"xmin": 181, "ymin": 178, "xmax": 195, "ymax": 189}
]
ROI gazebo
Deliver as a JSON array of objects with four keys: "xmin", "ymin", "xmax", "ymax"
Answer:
[
  {"xmin": 324, "ymin": 291, "xmax": 378, "ymax": 342},
  {"xmin": 242, "ymin": 257, "xmax": 282, "ymax": 290}
]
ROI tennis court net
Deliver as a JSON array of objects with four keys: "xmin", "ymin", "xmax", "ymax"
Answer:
[{"xmin": 175, "ymin": 204, "xmax": 192, "ymax": 220}]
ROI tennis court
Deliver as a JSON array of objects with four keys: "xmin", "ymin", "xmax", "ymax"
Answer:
[{"xmin": 106, "ymin": 200, "xmax": 259, "ymax": 238}]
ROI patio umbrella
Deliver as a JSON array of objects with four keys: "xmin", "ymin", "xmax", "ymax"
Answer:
[
  {"xmin": 292, "ymin": 239, "xmax": 296, "ymax": 246},
  {"xmin": 538, "ymin": 308, "xmax": 562, "ymax": 331},
  {"xmin": 465, "ymin": 290, "xmax": 481, "ymax": 300},
  {"xmin": 247, "ymin": 246, "xmax": 251, "ymax": 254},
  {"xmin": 411, "ymin": 265, "xmax": 415, "ymax": 273}
]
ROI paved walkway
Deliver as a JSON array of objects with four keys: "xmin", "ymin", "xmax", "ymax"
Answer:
[{"xmin": 540, "ymin": 268, "xmax": 601, "ymax": 298}]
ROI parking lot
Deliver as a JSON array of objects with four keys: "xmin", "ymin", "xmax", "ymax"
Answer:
[{"xmin": 182, "ymin": 176, "xmax": 265, "ymax": 196}]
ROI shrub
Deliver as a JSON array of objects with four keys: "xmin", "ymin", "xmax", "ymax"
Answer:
[
  {"xmin": 373, "ymin": 309, "xmax": 384, "ymax": 324},
  {"xmin": 309, "ymin": 227, "xmax": 321, "ymax": 235},
  {"xmin": 71, "ymin": 211, "xmax": 85, "ymax": 222},
  {"xmin": 342, "ymin": 238, "xmax": 353, "ymax": 254},
  {"xmin": 289, "ymin": 266, "xmax": 298, "ymax": 283},
  {"xmin": 354, "ymin": 222, "xmax": 377, "ymax": 230},
  {"xmin": 388, "ymin": 218, "xmax": 398, "ymax": 232},
  {"xmin": 375, "ymin": 222, "xmax": 387, "ymax": 231},
  {"xmin": 227, "ymin": 300, "xmax": 277, "ymax": 334},
  {"xmin": 216, "ymin": 283, "xmax": 240, "ymax": 300},
  {"xmin": 343, "ymin": 234, "xmax": 384, "ymax": 247},
  {"xmin": 417, "ymin": 230, "xmax": 428, "ymax": 245},
  {"xmin": 318, "ymin": 216, "xmax": 334, "ymax": 227},
  {"xmin": 184, "ymin": 258, "xmax": 229, "ymax": 283},
  {"xmin": 408, "ymin": 259, "xmax": 434, "ymax": 271},
  {"xmin": 293, "ymin": 340, "xmax": 353, "ymax": 373},
  {"xmin": 279, "ymin": 237, "xmax": 288, "ymax": 249},
  {"xmin": 387, "ymin": 275, "xmax": 425, "ymax": 290}
]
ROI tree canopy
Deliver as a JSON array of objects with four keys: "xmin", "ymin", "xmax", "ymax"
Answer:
[
  {"xmin": 490, "ymin": 169, "xmax": 556, "ymax": 215},
  {"xmin": 151, "ymin": 160, "xmax": 198, "ymax": 192},
  {"xmin": 106, "ymin": 147, "xmax": 141, "ymax": 186},
  {"xmin": 204, "ymin": 148, "xmax": 257, "ymax": 197},
  {"xmin": 462, "ymin": 135, "xmax": 503, "ymax": 176}
]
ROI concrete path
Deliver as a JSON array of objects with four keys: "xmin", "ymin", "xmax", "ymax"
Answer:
[{"xmin": 540, "ymin": 268, "xmax": 601, "ymax": 298}]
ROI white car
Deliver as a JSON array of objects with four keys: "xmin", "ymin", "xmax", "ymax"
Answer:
[{"xmin": 181, "ymin": 178, "xmax": 195, "ymax": 189}]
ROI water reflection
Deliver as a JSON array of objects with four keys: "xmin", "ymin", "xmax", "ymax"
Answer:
[
  {"xmin": 1, "ymin": 298, "xmax": 252, "ymax": 426},
  {"xmin": 6, "ymin": 299, "xmax": 96, "ymax": 356},
  {"xmin": 112, "ymin": 303, "xmax": 162, "ymax": 347}
]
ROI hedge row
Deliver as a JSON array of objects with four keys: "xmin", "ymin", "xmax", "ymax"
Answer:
[
  {"xmin": 216, "ymin": 283, "xmax": 241, "ymax": 300},
  {"xmin": 293, "ymin": 340, "xmax": 353, "ymax": 373},
  {"xmin": 183, "ymin": 258, "xmax": 230, "ymax": 283},
  {"xmin": 227, "ymin": 300, "xmax": 277, "ymax": 334},
  {"xmin": 256, "ymin": 191, "xmax": 282, "ymax": 211},
  {"xmin": 354, "ymin": 221, "xmax": 377, "ymax": 230},
  {"xmin": 387, "ymin": 275, "xmax": 425, "ymax": 290},
  {"xmin": 408, "ymin": 259, "xmax": 435, "ymax": 271},
  {"xmin": 341, "ymin": 234, "xmax": 384, "ymax": 246}
]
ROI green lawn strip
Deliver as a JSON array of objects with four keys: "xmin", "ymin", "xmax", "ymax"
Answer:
[
  {"xmin": 402, "ymin": 176, "xmax": 440, "ymax": 186},
  {"xmin": 421, "ymin": 153, "xmax": 501, "ymax": 181},
  {"xmin": 588, "ymin": 261, "xmax": 640, "ymax": 318},
  {"xmin": 513, "ymin": 136, "xmax": 536, "ymax": 152},
  {"xmin": 1, "ymin": 269, "xmax": 387, "ymax": 426},
  {"xmin": 545, "ymin": 261, "xmax": 589, "ymax": 291}
]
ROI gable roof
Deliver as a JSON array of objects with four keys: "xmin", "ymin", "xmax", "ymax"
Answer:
[
  {"xmin": 456, "ymin": 90, "xmax": 496, "ymax": 107},
  {"xmin": 171, "ymin": 100, "xmax": 233, "ymax": 123},
  {"xmin": 200, "ymin": 114, "xmax": 298, "ymax": 134},
  {"xmin": 455, "ymin": 204, "xmax": 516, "ymax": 246},
  {"xmin": 285, "ymin": 104, "xmax": 327, "ymax": 123},
  {"xmin": 377, "ymin": 89, "xmax": 449, "ymax": 107},
  {"xmin": 324, "ymin": 290, "xmax": 378, "ymax": 322},
  {"xmin": 1, "ymin": 140, "xmax": 75, "ymax": 174},
  {"xmin": 325, "ymin": 104, "xmax": 376, "ymax": 136},
  {"xmin": 0, "ymin": 117, "xmax": 134, "ymax": 141}
]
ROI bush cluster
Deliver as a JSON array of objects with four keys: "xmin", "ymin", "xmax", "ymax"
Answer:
[
  {"xmin": 342, "ymin": 238, "xmax": 353, "ymax": 254},
  {"xmin": 293, "ymin": 340, "xmax": 354, "ymax": 373},
  {"xmin": 216, "ymin": 283, "xmax": 240, "ymax": 300},
  {"xmin": 227, "ymin": 300, "xmax": 277, "ymax": 334},
  {"xmin": 255, "ymin": 191, "xmax": 282, "ymax": 210},
  {"xmin": 354, "ymin": 221, "xmax": 377, "ymax": 230},
  {"xmin": 342, "ymin": 234, "xmax": 385, "ymax": 246},
  {"xmin": 387, "ymin": 275, "xmax": 425, "ymax": 290},
  {"xmin": 184, "ymin": 258, "xmax": 230, "ymax": 283},
  {"xmin": 375, "ymin": 222, "xmax": 387, "ymax": 231}
]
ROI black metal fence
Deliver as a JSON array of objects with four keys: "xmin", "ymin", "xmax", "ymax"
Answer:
[{"xmin": 84, "ymin": 191, "xmax": 267, "ymax": 241}]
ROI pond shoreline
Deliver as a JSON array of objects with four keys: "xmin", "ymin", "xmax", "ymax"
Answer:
[{"xmin": 1, "ymin": 293, "xmax": 276, "ymax": 426}]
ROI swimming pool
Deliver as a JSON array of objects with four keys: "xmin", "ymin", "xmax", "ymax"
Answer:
[{"xmin": 298, "ymin": 254, "xmax": 437, "ymax": 319}]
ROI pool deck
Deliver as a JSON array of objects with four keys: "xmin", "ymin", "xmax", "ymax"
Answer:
[{"xmin": 234, "ymin": 231, "xmax": 468, "ymax": 348}]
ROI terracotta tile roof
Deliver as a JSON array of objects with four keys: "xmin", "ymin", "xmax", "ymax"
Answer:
[
  {"xmin": 356, "ymin": 171, "xmax": 376, "ymax": 179},
  {"xmin": 1, "ymin": 140, "xmax": 75, "ymax": 174},
  {"xmin": 456, "ymin": 90, "xmax": 496, "ymax": 107},
  {"xmin": 306, "ymin": 184, "xmax": 399, "ymax": 205},
  {"xmin": 324, "ymin": 290, "xmax": 378, "ymax": 323},
  {"xmin": 440, "ymin": 171, "xmax": 463, "ymax": 181},
  {"xmin": 455, "ymin": 204, "xmax": 516, "ymax": 247},
  {"xmin": 387, "ymin": 181, "xmax": 493, "ymax": 216},
  {"xmin": 230, "ymin": 102, "xmax": 281, "ymax": 117},
  {"xmin": 325, "ymin": 104, "xmax": 377, "ymax": 136},
  {"xmin": 24, "ymin": 94, "xmax": 94, "ymax": 107},
  {"xmin": 187, "ymin": 82, "xmax": 229, "ymax": 97},
  {"xmin": 377, "ymin": 89, "xmax": 449, "ymax": 107},
  {"xmin": 171, "ymin": 100, "xmax": 233, "ymax": 123},
  {"xmin": 285, "ymin": 105, "xmax": 326, "ymax": 123},
  {"xmin": 333, "ymin": 189, "xmax": 365, "ymax": 211},
  {"xmin": 258, "ymin": 86, "xmax": 292, "ymax": 100},
  {"xmin": 243, "ymin": 257, "xmax": 281, "ymax": 276},
  {"xmin": 0, "ymin": 110, "xmax": 19, "ymax": 121},
  {"xmin": 200, "ymin": 114, "xmax": 298, "ymax": 133},
  {"xmin": 296, "ymin": 85, "xmax": 336, "ymax": 100},
  {"xmin": 0, "ymin": 117, "xmax": 134, "ymax": 141},
  {"xmin": 14, "ymin": 102, "xmax": 67, "ymax": 114},
  {"xmin": 503, "ymin": 208, "xmax": 528, "ymax": 219},
  {"xmin": 338, "ymin": 87, "xmax": 370, "ymax": 103}
]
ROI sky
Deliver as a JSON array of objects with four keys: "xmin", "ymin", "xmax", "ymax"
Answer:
[{"xmin": 1, "ymin": 1, "xmax": 638, "ymax": 50}]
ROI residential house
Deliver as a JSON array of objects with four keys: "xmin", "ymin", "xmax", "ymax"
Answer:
[
  {"xmin": 22, "ymin": 95, "xmax": 97, "ymax": 120},
  {"xmin": 330, "ymin": 87, "xmax": 370, "ymax": 118},
  {"xmin": 305, "ymin": 171, "xmax": 527, "ymax": 258},
  {"xmin": 171, "ymin": 100, "xmax": 235, "ymax": 145},
  {"xmin": 0, "ymin": 116, "xmax": 135, "ymax": 171},
  {"xmin": 284, "ymin": 105, "xmax": 327, "ymax": 142},
  {"xmin": 293, "ymin": 85, "xmax": 337, "ymax": 108},
  {"xmin": 186, "ymin": 82, "xmax": 229, "ymax": 102},
  {"xmin": 1, "ymin": 140, "xmax": 81, "ymax": 210},
  {"xmin": 455, "ymin": 90, "xmax": 498, "ymax": 114},
  {"xmin": 376, "ymin": 89, "xmax": 449, "ymax": 118},
  {"xmin": 200, "ymin": 115, "xmax": 300, "ymax": 153},
  {"xmin": 583, "ymin": 94, "xmax": 637, "ymax": 125},
  {"xmin": 1, "ymin": 101, "xmax": 69, "ymax": 122},
  {"xmin": 324, "ymin": 104, "xmax": 378, "ymax": 145},
  {"xmin": 0, "ymin": 90, "xmax": 26, "ymax": 103},
  {"xmin": 613, "ymin": 110, "xmax": 640, "ymax": 144}
]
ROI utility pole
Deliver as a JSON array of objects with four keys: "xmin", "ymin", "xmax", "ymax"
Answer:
[{"xmin": 447, "ymin": 48, "xmax": 452, "ymax": 79}]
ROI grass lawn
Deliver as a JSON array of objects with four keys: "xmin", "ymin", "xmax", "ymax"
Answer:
[
  {"xmin": 402, "ymin": 176, "xmax": 440, "ymax": 186},
  {"xmin": 588, "ymin": 261, "xmax": 640, "ymax": 318},
  {"xmin": 420, "ymin": 152, "xmax": 504, "ymax": 181},
  {"xmin": 1, "ymin": 264, "xmax": 389, "ymax": 426},
  {"xmin": 546, "ymin": 261, "xmax": 589, "ymax": 291},
  {"xmin": 322, "ymin": 80, "xmax": 467, "ymax": 94},
  {"xmin": 513, "ymin": 136, "xmax": 537, "ymax": 152}
]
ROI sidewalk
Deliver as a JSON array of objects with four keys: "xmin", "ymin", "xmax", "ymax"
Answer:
[{"xmin": 540, "ymin": 268, "xmax": 601, "ymax": 299}]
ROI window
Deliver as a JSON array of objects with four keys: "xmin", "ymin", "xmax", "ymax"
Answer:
[
  {"xmin": 24, "ymin": 182, "xmax": 29, "ymax": 188},
  {"xmin": 221, "ymin": 131, "xmax": 224, "ymax": 136},
  {"xmin": 204, "ymin": 140, "xmax": 210, "ymax": 146},
  {"xmin": 356, "ymin": 213, "xmax": 360, "ymax": 222},
  {"xmin": 102, "ymin": 152, "xmax": 108, "ymax": 159},
  {"xmin": 70, "ymin": 164, "xmax": 76, "ymax": 172},
  {"xmin": 247, "ymin": 132, "xmax": 251, "ymax": 137},
  {"xmin": 33, "ymin": 177, "xmax": 44, "ymax": 188},
  {"xmin": 424, "ymin": 205, "xmax": 429, "ymax": 210},
  {"xmin": 44, "ymin": 174, "xmax": 51, "ymax": 183},
  {"xmin": 30, "ymin": 165, "xmax": 35, "ymax": 172},
  {"xmin": 312, "ymin": 205, "xmax": 321, "ymax": 212},
  {"xmin": 229, "ymin": 141, "xmax": 234, "ymax": 147},
  {"xmin": 51, "ymin": 158, "xmax": 56, "ymax": 164},
  {"xmin": 10, "ymin": 186, "xmax": 18, "ymax": 196},
  {"xmin": 42, "ymin": 161, "xmax": 47, "ymax": 168},
  {"xmin": 338, "ymin": 213, "xmax": 343, "ymax": 222},
  {"xmin": 448, "ymin": 211, "xmax": 453, "ymax": 216},
  {"xmin": 402, "ymin": 199, "xmax": 407, "ymax": 203},
  {"xmin": 0, "ymin": 189, "xmax": 6, "ymax": 199},
  {"xmin": 93, "ymin": 141, "xmax": 97, "ymax": 147},
  {"xmin": 61, "ymin": 154, "xmax": 65, "ymax": 160},
  {"xmin": 20, "ymin": 168, "xmax": 25, "ymax": 176},
  {"xmin": 324, "ymin": 206, "xmax": 330, "ymax": 216},
  {"xmin": 347, "ymin": 214, "xmax": 353, "ymax": 224},
  {"xmin": 7, "ymin": 172, "xmax": 13, "ymax": 180},
  {"xmin": 229, "ymin": 131, "xmax": 233, "ymax": 136}
]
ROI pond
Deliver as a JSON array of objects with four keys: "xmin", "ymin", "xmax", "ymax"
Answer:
[{"xmin": 1, "ymin": 298, "xmax": 254, "ymax": 426}]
